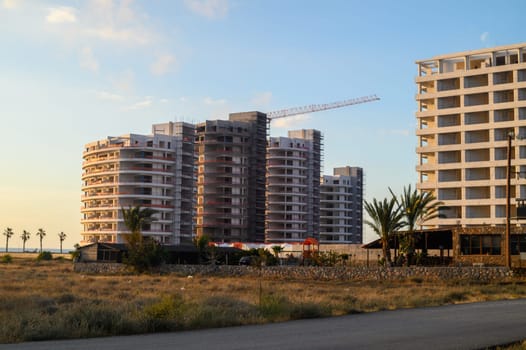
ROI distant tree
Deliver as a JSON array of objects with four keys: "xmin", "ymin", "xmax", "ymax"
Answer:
[
  {"xmin": 271, "ymin": 245, "xmax": 283, "ymax": 258},
  {"xmin": 21, "ymin": 230, "xmax": 30, "ymax": 253},
  {"xmin": 364, "ymin": 197, "xmax": 404, "ymax": 265},
  {"xmin": 194, "ymin": 235, "xmax": 211, "ymax": 264},
  {"xmin": 271, "ymin": 245, "xmax": 283, "ymax": 264},
  {"xmin": 121, "ymin": 206, "xmax": 162, "ymax": 272},
  {"xmin": 3, "ymin": 227, "xmax": 13, "ymax": 253},
  {"xmin": 58, "ymin": 232, "xmax": 67, "ymax": 254},
  {"xmin": 36, "ymin": 228, "xmax": 46, "ymax": 253}
]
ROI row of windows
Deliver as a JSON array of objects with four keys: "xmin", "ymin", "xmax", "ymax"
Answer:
[
  {"xmin": 460, "ymin": 234, "xmax": 501, "ymax": 255},
  {"xmin": 460, "ymin": 234, "xmax": 526, "ymax": 255}
]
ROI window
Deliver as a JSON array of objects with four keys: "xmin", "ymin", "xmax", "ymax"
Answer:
[
  {"xmin": 510, "ymin": 236, "xmax": 526, "ymax": 255},
  {"xmin": 460, "ymin": 234, "xmax": 501, "ymax": 255}
]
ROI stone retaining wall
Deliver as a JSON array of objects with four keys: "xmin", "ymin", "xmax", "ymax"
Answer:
[{"xmin": 73, "ymin": 263, "xmax": 512, "ymax": 281}]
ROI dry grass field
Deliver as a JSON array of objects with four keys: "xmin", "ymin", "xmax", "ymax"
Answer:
[{"xmin": 2, "ymin": 257, "xmax": 526, "ymax": 344}]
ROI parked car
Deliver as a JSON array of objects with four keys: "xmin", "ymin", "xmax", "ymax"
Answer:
[{"xmin": 239, "ymin": 256, "xmax": 255, "ymax": 266}]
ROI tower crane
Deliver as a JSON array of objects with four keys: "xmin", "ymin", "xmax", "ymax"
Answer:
[{"xmin": 267, "ymin": 95, "xmax": 380, "ymax": 120}]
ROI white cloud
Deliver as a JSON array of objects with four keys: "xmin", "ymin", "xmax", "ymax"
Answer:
[
  {"xmin": 204, "ymin": 97, "xmax": 227, "ymax": 105},
  {"xmin": 46, "ymin": 7, "xmax": 77, "ymax": 23},
  {"xmin": 2, "ymin": 0, "xmax": 18, "ymax": 9},
  {"xmin": 79, "ymin": 47, "xmax": 99, "ymax": 72},
  {"xmin": 95, "ymin": 90, "xmax": 124, "ymax": 101},
  {"xmin": 160, "ymin": 98, "xmax": 169, "ymax": 103},
  {"xmin": 150, "ymin": 54, "xmax": 177, "ymax": 76},
  {"xmin": 251, "ymin": 91, "xmax": 272, "ymax": 107},
  {"xmin": 480, "ymin": 31, "xmax": 489, "ymax": 42},
  {"xmin": 83, "ymin": 27, "xmax": 150, "ymax": 45},
  {"xmin": 273, "ymin": 114, "xmax": 311, "ymax": 129},
  {"xmin": 81, "ymin": 0, "xmax": 153, "ymax": 45},
  {"xmin": 124, "ymin": 98, "xmax": 152, "ymax": 110},
  {"xmin": 184, "ymin": 0, "xmax": 229, "ymax": 19},
  {"xmin": 43, "ymin": 1, "xmax": 154, "ymax": 46}
]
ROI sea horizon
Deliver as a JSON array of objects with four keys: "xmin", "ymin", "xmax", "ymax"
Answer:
[{"xmin": 0, "ymin": 247, "xmax": 74, "ymax": 254}]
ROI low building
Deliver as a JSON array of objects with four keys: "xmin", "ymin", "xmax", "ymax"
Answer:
[{"xmin": 362, "ymin": 226, "xmax": 526, "ymax": 267}]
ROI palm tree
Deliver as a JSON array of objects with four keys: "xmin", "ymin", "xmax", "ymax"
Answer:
[
  {"xmin": 21, "ymin": 230, "xmax": 30, "ymax": 253},
  {"xmin": 364, "ymin": 197, "xmax": 405, "ymax": 265},
  {"xmin": 58, "ymin": 232, "xmax": 67, "ymax": 254},
  {"xmin": 390, "ymin": 185, "xmax": 444, "ymax": 262},
  {"xmin": 271, "ymin": 245, "xmax": 283, "ymax": 264},
  {"xmin": 121, "ymin": 205, "xmax": 157, "ymax": 243},
  {"xmin": 121, "ymin": 206, "xmax": 159, "ymax": 271},
  {"xmin": 3, "ymin": 227, "xmax": 14, "ymax": 253},
  {"xmin": 36, "ymin": 228, "xmax": 46, "ymax": 253}
]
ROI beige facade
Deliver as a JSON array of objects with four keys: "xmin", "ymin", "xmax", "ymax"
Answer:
[
  {"xmin": 416, "ymin": 43, "xmax": 526, "ymax": 227},
  {"xmin": 81, "ymin": 122, "xmax": 195, "ymax": 245}
]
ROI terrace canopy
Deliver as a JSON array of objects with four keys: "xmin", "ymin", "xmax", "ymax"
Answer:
[{"xmin": 362, "ymin": 228, "xmax": 453, "ymax": 251}]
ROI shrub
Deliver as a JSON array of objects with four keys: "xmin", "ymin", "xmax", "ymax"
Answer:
[
  {"xmin": 445, "ymin": 291, "xmax": 468, "ymax": 303},
  {"xmin": 188, "ymin": 296, "xmax": 257, "ymax": 329},
  {"xmin": 258, "ymin": 294, "xmax": 290, "ymax": 319},
  {"xmin": 290, "ymin": 303, "xmax": 330, "ymax": 319},
  {"xmin": 124, "ymin": 239, "xmax": 165, "ymax": 272},
  {"xmin": 142, "ymin": 294, "xmax": 185, "ymax": 331},
  {"xmin": 1, "ymin": 255, "xmax": 13, "ymax": 264},
  {"xmin": 36, "ymin": 252, "xmax": 53, "ymax": 261}
]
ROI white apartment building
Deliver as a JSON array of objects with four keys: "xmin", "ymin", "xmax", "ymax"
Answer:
[
  {"xmin": 266, "ymin": 130, "xmax": 321, "ymax": 243},
  {"xmin": 416, "ymin": 43, "xmax": 526, "ymax": 227},
  {"xmin": 81, "ymin": 122, "xmax": 195, "ymax": 245},
  {"xmin": 320, "ymin": 166, "xmax": 363, "ymax": 244}
]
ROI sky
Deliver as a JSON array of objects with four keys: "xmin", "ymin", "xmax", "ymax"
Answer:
[{"xmin": 1, "ymin": 0, "xmax": 526, "ymax": 250}]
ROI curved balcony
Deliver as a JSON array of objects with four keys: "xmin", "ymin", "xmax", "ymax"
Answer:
[
  {"xmin": 83, "ymin": 144, "xmax": 175, "ymax": 158},
  {"xmin": 81, "ymin": 168, "xmax": 119, "ymax": 179},
  {"xmin": 82, "ymin": 157, "xmax": 119, "ymax": 167}
]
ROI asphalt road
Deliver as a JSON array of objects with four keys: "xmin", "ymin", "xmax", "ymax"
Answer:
[{"xmin": 2, "ymin": 299, "xmax": 526, "ymax": 350}]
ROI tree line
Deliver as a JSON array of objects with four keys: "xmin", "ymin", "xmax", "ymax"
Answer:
[{"xmin": 2, "ymin": 228, "xmax": 67, "ymax": 253}]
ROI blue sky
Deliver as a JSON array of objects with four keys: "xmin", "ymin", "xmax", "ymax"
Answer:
[{"xmin": 1, "ymin": 0, "xmax": 526, "ymax": 249}]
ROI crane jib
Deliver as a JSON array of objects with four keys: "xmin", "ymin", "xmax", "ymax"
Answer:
[{"xmin": 267, "ymin": 95, "xmax": 380, "ymax": 120}]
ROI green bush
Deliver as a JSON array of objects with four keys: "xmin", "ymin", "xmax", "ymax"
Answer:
[
  {"xmin": 1, "ymin": 255, "xmax": 13, "ymax": 264},
  {"xmin": 142, "ymin": 295, "xmax": 183, "ymax": 331},
  {"xmin": 124, "ymin": 239, "xmax": 165, "ymax": 272},
  {"xmin": 258, "ymin": 294, "xmax": 290, "ymax": 319},
  {"xmin": 36, "ymin": 252, "xmax": 53, "ymax": 261}
]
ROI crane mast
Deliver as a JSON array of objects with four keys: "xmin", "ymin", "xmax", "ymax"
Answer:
[{"xmin": 267, "ymin": 95, "xmax": 380, "ymax": 120}]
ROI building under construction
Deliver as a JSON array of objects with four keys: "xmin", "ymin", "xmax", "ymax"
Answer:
[
  {"xmin": 81, "ymin": 96, "xmax": 378, "ymax": 245},
  {"xmin": 195, "ymin": 112, "xmax": 267, "ymax": 242}
]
